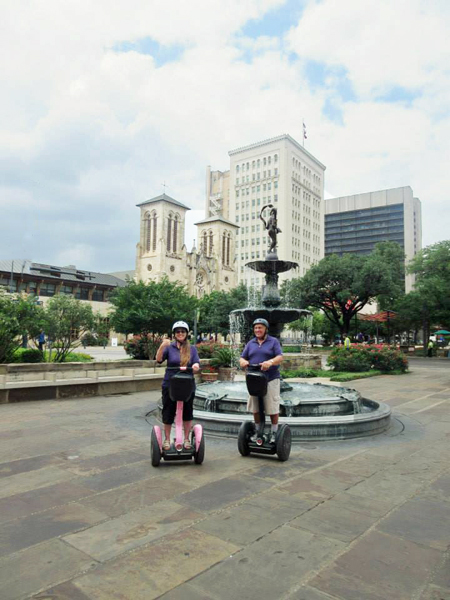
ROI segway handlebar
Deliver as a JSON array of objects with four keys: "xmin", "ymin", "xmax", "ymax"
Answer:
[{"xmin": 166, "ymin": 366, "xmax": 194, "ymax": 372}]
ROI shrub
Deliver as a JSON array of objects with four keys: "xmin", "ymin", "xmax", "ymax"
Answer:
[
  {"xmin": 196, "ymin": 342, "xmax": 225, "ymax": 358},
  {"xmin": 210, "ymin": 346, "xmax": 238, "ymax": 369},
  {"xmin": 124, "ymin": 335, "xmax": 162, "ymax": 360},
  {"xmin": 12, "ymin": 348, "xmax": 44, "ymax": 363},
  {"xmin": 282, "ymin": 345, "xmax": 304, "ymax": 353},
  {"xmin": 328, "ymin": 346, "xmax": 408, "ymax": 373},
  {"xmin": 281, "ymin": 367, "xmax": 318, "ymax": 378}
]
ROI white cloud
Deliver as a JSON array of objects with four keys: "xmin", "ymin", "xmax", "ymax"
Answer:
[{"xmin": 1, "ymin": 0, "xmax": 449, "ymax": 273}]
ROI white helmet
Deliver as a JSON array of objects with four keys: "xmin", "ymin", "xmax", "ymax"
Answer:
[{"xmin": 172, "ymin": 321, "xmax": 189, "ymax": 333}]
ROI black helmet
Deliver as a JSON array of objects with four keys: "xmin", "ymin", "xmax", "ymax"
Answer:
[{"xmin": 253, "ymin": 318, "xmax": 269, "ymax": 329}]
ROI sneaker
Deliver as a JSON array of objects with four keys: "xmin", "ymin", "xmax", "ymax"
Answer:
[{"xmin": 269, "ymin": 432, "xmax": 277, "ymax": 444}]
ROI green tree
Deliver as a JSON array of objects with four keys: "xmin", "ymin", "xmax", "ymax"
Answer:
[
  {"xmin": 109, "ymin": 278, "xmax": 197, "ymax": 342},
  {"xmin": 282, "ymin": 247, "xmax": 404, "ymax": 335},
  {"xmin": 198, "ymin": 283, "xmax": 248, "ymax": 338},
  {"xmin": 43, "ymin": 295, "xmax": 95, "ymax": 362},
  {"xmin": 407, "ymin": 240, "xmax": 450, "ymax": 348},
  {"xmin": 0, "ymin": 289, "xmax": 44, "ymax": 363}
]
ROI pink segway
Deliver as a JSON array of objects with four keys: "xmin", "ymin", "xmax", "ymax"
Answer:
[{"xmin": 151, "ymin": 367, "xmax": 205, "ymax": 466}]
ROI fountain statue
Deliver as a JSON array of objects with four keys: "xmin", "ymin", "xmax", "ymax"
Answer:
[{"xmin": 191, "ymin": 205, "xmax": 391, "ymax": 440}]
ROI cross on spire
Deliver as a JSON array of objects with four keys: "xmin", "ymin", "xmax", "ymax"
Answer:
[{"xmin": 161, "ymin": 181, "xmax": 168, "ymax": 194}]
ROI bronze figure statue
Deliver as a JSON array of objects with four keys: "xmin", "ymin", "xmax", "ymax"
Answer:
[{"xmin": 260, "ymin": 204, "xmax": 281, "ymax": 254}]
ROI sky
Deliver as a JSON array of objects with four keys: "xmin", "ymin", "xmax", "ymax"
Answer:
[{"xmin": 2, "ymin": 0, "xmax": 449, "ymax": 273}]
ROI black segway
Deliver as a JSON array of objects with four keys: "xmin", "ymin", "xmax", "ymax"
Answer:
[
  {"xmin": 151, "ymin": 367, "xmax": 205, "ymax": 466},
  {"xmin": 238, "ymin": 364, "xmax": 291, "ymax": 461}
]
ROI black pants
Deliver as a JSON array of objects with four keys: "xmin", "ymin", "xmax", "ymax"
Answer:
[{"xmin": 161, "ymin": 386, "xmax": 194, "ymax": 425}]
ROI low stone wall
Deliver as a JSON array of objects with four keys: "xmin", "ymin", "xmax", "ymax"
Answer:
[
  {"xmin": 0, "ymin": 360, "xmax": 170, "ymax": 404},
  {"xmin": 281, "ymin": 353, "xmax": 322, "ymax": 370}
]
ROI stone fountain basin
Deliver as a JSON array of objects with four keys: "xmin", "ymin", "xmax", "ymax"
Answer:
[{"xmin": 191, "ymin": 380, "xmax": 391, "ymax": 441}]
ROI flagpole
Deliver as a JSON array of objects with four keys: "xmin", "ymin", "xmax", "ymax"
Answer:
[{"xmin": 302, "ymin": 118, "xmax": 305, "ymax": 147}]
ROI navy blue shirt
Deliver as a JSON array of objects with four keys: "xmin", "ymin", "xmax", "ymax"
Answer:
[
  {"xmin": 159, "ymin": 342, "xmax": 200, "ymax": 387},
  {"xmin": 241, "ymin": 335, "xmax": 283, "ymax": 381}
]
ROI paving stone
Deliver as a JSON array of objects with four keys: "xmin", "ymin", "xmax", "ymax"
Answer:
[
  {"xmin": 329, "ymin": 490, "xmax": 394, "ymax": 518},
  {"xmin": 419, "ymin": 584, "xmax": 450, "ymax": 600},
  {"xmin": 64, "ymin": 501, "xmax": 202, "ymax": 561},
  {"xmin": 176, "ymin": 474, "xmax": 271, "ymax": 512},
  {"xmin": 79, "ymin": 476, "xmax": 194, "ymax": 518},
  {"xmin": 0, "ymin": 453, "xmax": 64, "ymax": 478},
  {"xmin": 377, "ymin": 497, "xmax": 450, "ymax": 551},
  {"xmin": 246, "ymin": 455, "xmax": 328, "ymax": 482},
  {"xmin": 148, "ymin": 582, "xmax": 218, "ymax": 600},
  {"xmin": 290, "ymin": 502, "xmax": 376, "ymax": 543},
  {"xmin": 346, "ymin": 470, "xmax": 424, "ymax": 503},
  {"xmin": 0, "ymin": 539, "xmax": 97, "ymax": 600},
  {"xmin": 33, "ymin": 581, "xmax": 93, "ymax": 599},
  {"xmin": 72, "ymin": 528, "xmax": 239, "ymax": 600},
  {"xmin": 0, "ymin": 465, "xmax": 75, "ymax": 500},
  {"xmin": 431, "ymin": 554, "xmax": 450, "ymax": 588},
  {"xmin": 421, "ymin": 472, "xmax": 450, "ymax": 504},
  {"xmin": 194, "ymin": 501, "xmax": 307, "ymax": 545},
  {"xmin": 191, "ymin": 525, "xmax": 345, "ymax": 599},
  {"xmin": 0, "ymin": 502, "xmax": 107, "ymax": 557},
  {"xmin": 244, "ymin": 488, "xmax": 320, "ymax": 519},
  {"xmin": 60, "ymin": 450, "xmax": 149, "ymax": 476},
  {"xmin": 77, "ymin": 461, "xmax": 153, "ymax": 492},
  {"xmin": 0, "ymin": 481, "xmax": 96, "ymax": 524},
  {"xmin": 310, "ymin": 530, "xmax": 444, "ymax": 600},
  {"xmin": 287, "ymin": 585, "xmax": 347, "ymax": 599}
]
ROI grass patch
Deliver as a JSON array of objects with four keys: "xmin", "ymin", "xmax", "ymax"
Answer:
[{"xmin": 63, "ymin": 352, "xmax": 93, "ymax": 362}]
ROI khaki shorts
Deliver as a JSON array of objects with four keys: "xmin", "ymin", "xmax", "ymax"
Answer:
[{"xmin": 247, "ymin": 378, "xmax": 281, "ymax": 415}]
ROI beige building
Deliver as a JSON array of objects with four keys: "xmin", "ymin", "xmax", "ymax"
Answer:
[
  {"xmin": 135, "ymin": 193, "xmax": 238, "ymax": 296},
  {"xmin": 325, "ymin": 186, "xmax": 422, "ymax": 292},
  {"xmin": 205, "ymin": 167, "xmax": 230, "ymax": 218},
  {"xmin": 222, "ymin": 134, "xmax": 326, "ymax": 288}
]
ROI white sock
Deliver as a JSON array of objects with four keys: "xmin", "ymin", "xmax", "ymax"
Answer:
[{"xmin": 271, "ymin": 424, "xmax": 278, "ymax": 433}]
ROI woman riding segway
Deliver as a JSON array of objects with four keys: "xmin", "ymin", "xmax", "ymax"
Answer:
[{"xmin": 155, "ymin": 321, "xmax": 200, "ymax": 451}]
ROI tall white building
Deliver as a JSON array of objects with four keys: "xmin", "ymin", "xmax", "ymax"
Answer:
[
  {"xmin": 225, "ymin": 134, "xmax": 326, "ymax": 288},
  {"xmin": 325, "ymin": 186, "xmax": 422, "ymax": 292}
]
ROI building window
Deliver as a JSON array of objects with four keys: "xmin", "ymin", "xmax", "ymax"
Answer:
[
  {"xmin": 60, "ymin": 285, "xmax": 73, "ymax": 295},
  {"xmin": 40, "ymin": 283, "xmax": 56, "ymax": 297},
  {"xmin": 92, "ymin": 289, "xmax": 105, "ymax": 302},
  {"xmin": 76, "ymin": 287, "xmax": 89, "ymax": 300},
  {"xmin": 167, "ymin": 215, "xmax": 172, "ymax": 252},
  {"xmin": 208, "ymin": 230, "xmax": 213, "ymax": 257},
  {"xmin": 173, "ymin": 216, "xmax": 178, "ymax": 253}
]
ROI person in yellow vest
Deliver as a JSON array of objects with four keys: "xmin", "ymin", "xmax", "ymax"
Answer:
[
  {"xmin": 427, "ymin": 339, "xmax": 434, "ymax": 357},
  {"xmin": 344, "ymin": 336, "xmax": 351, "ymax": 349}
]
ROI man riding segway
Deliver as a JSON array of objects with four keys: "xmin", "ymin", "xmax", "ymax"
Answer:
[{"xmin": 238, "ymin": 319, "xmax": 291, "ymax": 460}]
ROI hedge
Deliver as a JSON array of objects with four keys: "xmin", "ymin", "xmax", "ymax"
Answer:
[{"xmin": 327, "ymin": 346, "xmax": 408, "ymax": 373}]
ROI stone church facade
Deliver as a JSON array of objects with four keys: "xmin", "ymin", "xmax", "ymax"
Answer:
[{"xmin": 135, "ymin": 193, "xmax": 238, "ymax": 296}]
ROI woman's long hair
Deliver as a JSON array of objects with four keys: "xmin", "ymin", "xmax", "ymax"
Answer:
[{"xmin": 179, "ymin": 337, "xmax": 191, "ymax": 366}]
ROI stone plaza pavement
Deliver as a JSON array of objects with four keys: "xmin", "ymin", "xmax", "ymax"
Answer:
[{"xmin": 0, "ymin": 359, "xmax": 449, "ymax": 600}]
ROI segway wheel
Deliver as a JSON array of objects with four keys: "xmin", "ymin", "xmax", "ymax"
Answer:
[
  {"xmin": 194, "ymin": 434, "xmax": 205, "ymax": 465},
  {"xmin": 150, "ymin": 429, "xmax": 161, "ymax": 467},
  {"xmin": 276, "ymin": 424, "xmax": 292, "ymax": 462},
  {"xmin": 238, "ymin": 421, "xmax": 254, "ymax": 456}
]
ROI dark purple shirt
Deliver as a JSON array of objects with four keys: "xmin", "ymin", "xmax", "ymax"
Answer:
[
  {"xmin": 241, "ymin": 335, "xmax": 283, "ymax": 381},
  {"xmin": 159, "ymin": 342, "xmax": 200, "ymax": 387}
]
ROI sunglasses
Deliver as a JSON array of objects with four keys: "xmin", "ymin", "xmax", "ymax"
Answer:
[{"xmin": 174, "ymin": 329, "xmax": 187, "ymax": 334}]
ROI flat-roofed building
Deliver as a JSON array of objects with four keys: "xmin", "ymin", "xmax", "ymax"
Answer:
[
  {"xmin": 223, "ymin": 134, "xmax": 326, "ymax": 288},
  {"xmin": 325, "ymin": 186, "xmax": 422, "ymax": 292}
]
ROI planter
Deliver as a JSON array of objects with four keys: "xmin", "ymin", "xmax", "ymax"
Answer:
[
  {"xmin": 201, "ymin": 372, "xmax": 219, "ymax": 382},
  {"xmin": 218, "ymin": 367, "xmax": 237, "ymax": 382}
]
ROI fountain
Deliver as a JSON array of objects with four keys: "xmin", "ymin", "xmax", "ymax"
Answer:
[{"xmin": 193, "ymin": 205, "xmax": 391, "ymax": 441}]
